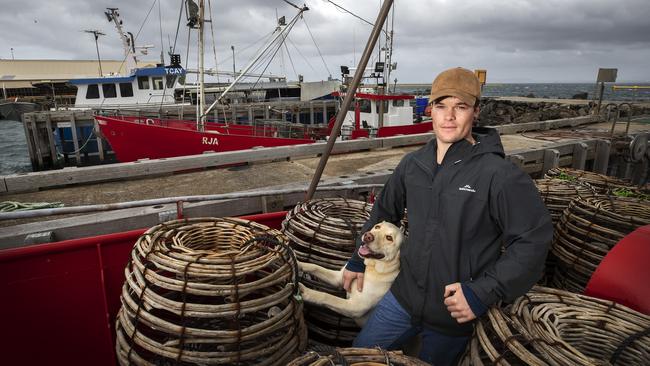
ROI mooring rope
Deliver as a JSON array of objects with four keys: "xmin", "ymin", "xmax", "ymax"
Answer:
[{"xmin": 0, "ymin": 201, "xmax": 64, "ymax": 212}]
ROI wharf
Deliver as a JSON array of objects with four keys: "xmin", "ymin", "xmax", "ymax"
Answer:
[{"xmin": 1, "ymin": 117, "xmax": 648, "ymax": 236}]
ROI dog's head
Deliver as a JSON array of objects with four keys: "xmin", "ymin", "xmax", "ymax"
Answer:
[{"xmin": 357, "ymin": 221, "xmax": 404, "ymax": 262}]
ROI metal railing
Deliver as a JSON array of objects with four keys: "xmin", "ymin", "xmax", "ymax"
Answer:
[{"xmin": 606, "ymin": 102, "xmax": 633, "ymax": 136}]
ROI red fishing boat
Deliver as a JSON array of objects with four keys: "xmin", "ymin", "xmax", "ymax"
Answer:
[
  {"xmin": 95, "ymin": 115, "xmax": 326, "ymax": 162},
  {"xmin": 95, "ymin": 90, "xmax": 431, "ymax": 163},
  {"xmin": 91, "ymin": 0, "xmax": 433, "ymax": 164}
]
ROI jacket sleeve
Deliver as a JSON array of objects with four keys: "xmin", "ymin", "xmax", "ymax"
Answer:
[
  {"xmin": 346, "ymin": 156, "xmax": 408, "ymax": 272},
  {"xmin": 465, "ymin": 163, "xmax": 553, "ymax": 306}
]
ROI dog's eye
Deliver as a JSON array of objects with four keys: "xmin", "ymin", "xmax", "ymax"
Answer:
[
  {"xmin": 374, "ymin": 225, "xmax": 380, "ymax": 230},
  {"xmin": 386, "ymin": 235, "xmax": 393, "ymax": 241}
]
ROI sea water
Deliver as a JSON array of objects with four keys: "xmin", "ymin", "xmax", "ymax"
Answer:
[{"xmin": 0, "ymin": 120, "xmax": 32, "ymax": 175}]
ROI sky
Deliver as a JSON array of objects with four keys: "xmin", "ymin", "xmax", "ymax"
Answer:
[{"xmin": 1, "ymin": 0, "xmax": 649, "ymax": 83}]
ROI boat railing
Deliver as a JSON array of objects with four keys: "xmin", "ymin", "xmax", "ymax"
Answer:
[
  {"xmin": 92, "ymin": 108, "xmax": 331, "ymax": 139},
  {"xmin": 251, "ymin": 119, "xmax": 329, "ymax": 139}
]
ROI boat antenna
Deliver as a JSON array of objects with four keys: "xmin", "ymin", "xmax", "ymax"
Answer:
[
  {"xmin": 306, "ymin": 0, "xmax": 394, "ymax": 200},
  {"xmin": 84, "ymin": 29, "xmax": 106, "ymax": 76},
  {"xmin": 105, "ymin": 7, "xmax": 139, "ymax": 74}
]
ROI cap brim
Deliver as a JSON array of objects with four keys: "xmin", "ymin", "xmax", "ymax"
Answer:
[{"xmin": 429, "ymin": 88, "xmax": 477, "ymax": 106}]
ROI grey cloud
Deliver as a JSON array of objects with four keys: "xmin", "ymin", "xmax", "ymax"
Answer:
[{"xmin": 0, "ymin": 0, "xmax": 648, "ymax": 82}]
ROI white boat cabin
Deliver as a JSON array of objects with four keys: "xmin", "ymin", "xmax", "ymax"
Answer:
[
  {"xmin": 70, "ymin": 65, "xmax": 185, "ymax": 108},
  {"xmin": 338, "ymin": 91, "xmax": 414, "ymax": 131}
]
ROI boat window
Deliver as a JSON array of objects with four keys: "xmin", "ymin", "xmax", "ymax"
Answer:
[
  {"xmin": 348, "ymin": 99, "xmax": 372, "ymax": 113},
  {"xmin": 375, "ymin": 100, "xmax": 389, "ymax": 114},
  {"xmin": 166, "ymin": 75, "xmax": 176, "ymax": 88},
  {"xmin": 86, "ymin": 84, "xmax": 100, "ymax": 99},
  {"xmin": 152, "ymin": 77, "xmax": 164, "ymax": 90},
  {"xmin": 137, "ymin": 76, "xmax": 150, "ymax": 90},
  {"xmin": 102, "ymin": 84, "xmax": 117, "ymax": 98},
  {"xmin": 393, "ymin": 99, "xmax": 404, "ymax": 107},
  {"xmin": 119, "ymin": 83, "xmax": 134, "ymax": 97}
]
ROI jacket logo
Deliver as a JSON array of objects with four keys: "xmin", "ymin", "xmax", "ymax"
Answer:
[{"xmin": 458, "ymin": 184, "xmax": 476, "ymax": 193}]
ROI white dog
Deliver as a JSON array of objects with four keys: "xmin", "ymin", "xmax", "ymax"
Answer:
[{"xmin": 298, "ymin": 221, "xmax": 404, "ymax": 326}]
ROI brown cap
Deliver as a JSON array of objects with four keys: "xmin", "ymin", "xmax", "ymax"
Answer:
[{"xmin": 429, "ymin": 67, "xmax": 481, "ymax": 106}]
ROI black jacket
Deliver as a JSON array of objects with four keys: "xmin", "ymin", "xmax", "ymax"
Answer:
[{"xmin": 347, "ymin": 127, "xmax": 553, "ymax": 336}]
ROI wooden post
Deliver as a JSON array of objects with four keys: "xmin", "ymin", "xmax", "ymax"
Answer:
[
  {"xmin": 296, "ymin": 104, "xmax": 301, "ymax": 124},
  {"xmin": 264, "ymin": 105, "xmax": 269, "ymax": 119},
  {"xmin": 322, "ymin": 101, "xmax": 327, "ymax": 124},
  {"xmin": 21, "ymin": 114, "xmax": 38, "ymax": 169},
  {"xmin": 571, "ymin": 142, "xmax": 588, "ymax": 170},
  {"xmin": 248, "ymin": 106, "xmax": 253, "ymax": 124},
  {"xmin": 596, "ymin": 82, "xmax": 605, "ymax": 114},
  {"xmin": 30, "ymin": 115, "xmax": 44, "ymax": 169},
  {"xmin": 309, "ymin": 102, "xmax": 314, "ymax": 125},
  {"xmin": 542, "ymin": 149, "xmax": 560, "ymax": 176},
  {"xmin": 94, "ymin": 119, "xmax": 105, "ymax": 162},
  {"xmin": 593, "ymin": 139, "xmax": 610, "ymax": 174},
  {"xmin": 231, "ymin": 105, "xmax": 236, "ymax": 123},
  {"xmin": 70, "ymin": 113, "xmax": 82, "ymax": 164},
  {"xmin": 44, "ymin": 113, "xmax": 58, "ymax": 167}
]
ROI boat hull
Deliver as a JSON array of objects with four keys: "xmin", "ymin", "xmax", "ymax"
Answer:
[
  {"xmin": 95, "ymin": 116, "xmax": 317, "ymax": 162},
  {"xmin": 376, "ymin": 121, "xmax": 432, "ymax": 137}
]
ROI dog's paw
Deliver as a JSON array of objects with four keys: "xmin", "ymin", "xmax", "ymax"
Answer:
[
  {"xmin": 297, "ymin": 261, "xmax": 314, "ymax": 273},
  {"xmin": 298, "ymin": 283, "xmax": 314, "ymax": 302}
]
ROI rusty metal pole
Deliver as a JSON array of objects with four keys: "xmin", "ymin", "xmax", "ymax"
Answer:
[{"xmin": 305, "ymin": 0, "xmax": 394, "ymax": 200}]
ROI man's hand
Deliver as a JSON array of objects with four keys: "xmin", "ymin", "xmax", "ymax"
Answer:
[
  {"xmin": 443, "ymin": 282, "xmax": 476, "ymax": 323},
  {"xmin": 342, "ymin": 269, "xmax": 364, "ymax": 293}
]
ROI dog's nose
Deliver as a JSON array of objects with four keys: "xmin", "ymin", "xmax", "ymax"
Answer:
[{"xmin": 362, "ymin": 232, "xmax": 374, "ymax": 243}]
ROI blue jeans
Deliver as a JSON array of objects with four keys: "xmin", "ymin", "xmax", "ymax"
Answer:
[{"xmin": 353, "ymin": 291, "xmax": 469, "ymax": 365}]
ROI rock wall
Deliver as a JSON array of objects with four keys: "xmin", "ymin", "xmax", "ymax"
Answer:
[{"xmin": 476, "ymin": 99, "xmax": 650, "ymax": 126}]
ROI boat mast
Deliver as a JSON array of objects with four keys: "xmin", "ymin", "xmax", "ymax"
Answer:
[
  {"xmin": 306, "ymin": 0, "xmax": 394, "ymax": 200},
  {"xmin": 377, "ymin": 3, "xmax": 394, "ymax": 129},
  {"xmin": 198, "ymin": 0, "xmax": 207, "ymax": 129},
  {"xmin": 384, "ymin": 6, "xmax": 394, "ymax": 86},
  {"xmin": 201, "ymin": 4, "xmax": 308, "ymax": 120},
  {"xmin": 105, "ymin": 8, "xmax": 138, "ymax": 74}
]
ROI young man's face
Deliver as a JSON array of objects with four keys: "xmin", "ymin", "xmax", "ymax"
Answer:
[{"xmin": 430, "ymin": 96, "xmax": 479, "ymax": 146}]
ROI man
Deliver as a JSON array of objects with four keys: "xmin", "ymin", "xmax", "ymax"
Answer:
[{"xmin": 343, "ymin": 67, "xmax": 553, "ymax": 365}]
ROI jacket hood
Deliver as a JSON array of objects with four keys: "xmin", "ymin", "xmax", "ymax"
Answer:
[{"xmin": 471, "ymin": 127, "xmax": 505, "ymax": 158}]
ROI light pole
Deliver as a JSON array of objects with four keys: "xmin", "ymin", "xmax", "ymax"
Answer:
[
  {"xmin": 10, "ymin": 48, "xmax": 14, "ymax": 60},
  {"xmin": 231, "ymin": 45, "xmax": 236, "ymax": 77},
  {"xmin": 85, "ymin": 30, "xmax": 106, "ymax": 76}
]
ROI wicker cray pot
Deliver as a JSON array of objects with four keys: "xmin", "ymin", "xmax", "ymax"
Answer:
[
  {"xmin": 287, "ymin": 347, "xmax": 429, "ymax": 366},
  {"xmin": 282, "ymin": 198, "xmax": 372, "ymax": 346},
  {"xmin": 460, "ymin": 286, "xmax": 650, "ymax": 366},
  {"xmin": 534, "ymin": 178, "xmax": 595, "ymax": 285},
  {"xmin": 544, "ymin": 168, "xmax": 640, "ymax": 196},
  {"xmin": 115, "ymin": 217, "xmax": 307, "ymax": 366},
  {"xmin": 534, "ymin": 178, "xmax": 595, "ymax": 226},
  {"xmin": 551, "ymin": 195, "xmax": 650, "ymax": 293}
]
